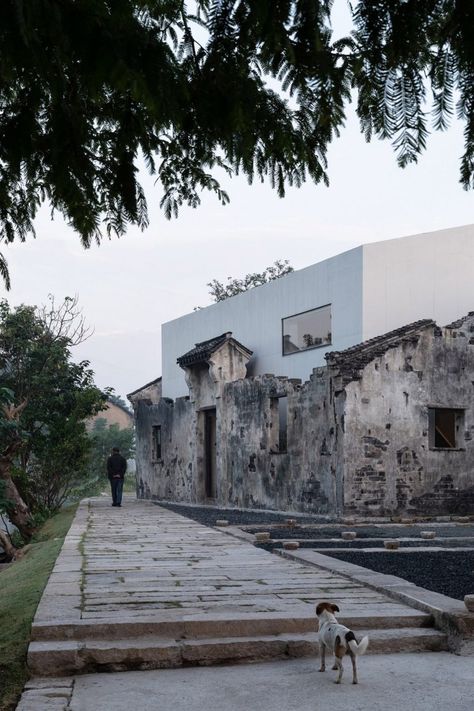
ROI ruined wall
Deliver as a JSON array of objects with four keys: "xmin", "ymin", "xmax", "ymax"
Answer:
[
  {"xmin": 343, "ymin": 320, "xmax": 474, "ymax": 516},
  {"xmin": 128, "ymin": 378, "xmax": 162, "ymax": 406},
  {"xmin": 133, "ymin": 368, "xmax": 341, "ymax": 514},
  {"xmin": 218, "ymin": 371, "xmax": 340, "ymax": 514},
  {"xmin": 133, "ymin": 315, "xmax": 474, "ymax": 517},
  {"xmin": 134, "ymin": 397, "xmax": 195, "ymax": 502}
]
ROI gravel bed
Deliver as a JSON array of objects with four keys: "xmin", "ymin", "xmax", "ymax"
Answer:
[
  {"xmin": 155, "ymin": 503, "xmax": 474, "ymax": 536},
  {"xmin": 155, "ymin": 502, "xmax": 328, "ymax": 526},
  {"xmin": 256, "ymin": 538, "xmax": 474, "ymax": 550},
  {"xmin": 324, "ymin": 550, "xmax": 474, "ymax": 601}
]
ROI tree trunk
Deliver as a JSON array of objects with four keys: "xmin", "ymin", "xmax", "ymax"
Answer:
[
  {"xmin": 0, "ymin": 529, "xmax": 16, "ymax": 561},
  {"xmin": 0, "ymin": 453, "xmax": 36, "ymax": 542}
]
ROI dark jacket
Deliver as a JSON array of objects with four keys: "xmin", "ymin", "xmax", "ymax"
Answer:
[{"xmin": 107, "ymin": 452, "xmax": 127, "ymax": 480}]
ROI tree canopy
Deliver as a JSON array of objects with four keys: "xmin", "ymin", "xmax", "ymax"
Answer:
[
  {"xmin": 206, "ymin": 259, "xmax": 293, "ymax": 302},
  {"xmin": 0, "ymin": 298, "xmax": 107, "ymax": 540},
  {"xmin": 1, "ymin": 1, "xmax": 473, "ymax": 287}
]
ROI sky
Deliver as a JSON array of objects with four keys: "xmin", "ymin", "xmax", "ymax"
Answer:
[{"xmin": 1, "ymin": 4, "xmax": 474, "ymax": 400}]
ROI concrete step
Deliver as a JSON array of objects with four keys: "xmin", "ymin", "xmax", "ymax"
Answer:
[
  {"xmin": 31, "ymin": 610, "xmax": 433, "ymax": 642},
  {"xmin": 28, "ymin": 627, "xmax": 448, "ymax": 676}
]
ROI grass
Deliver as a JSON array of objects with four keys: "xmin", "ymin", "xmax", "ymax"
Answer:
[{"xmin": 0, "ymin": 504, "xmax": 78, "ymax": 711}]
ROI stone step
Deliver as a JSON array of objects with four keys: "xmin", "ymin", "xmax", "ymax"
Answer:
[
  {"xmin": 27, "ymin": 627, "xmax": 448, "ymax": 676},
  {"xmin": 31, "ymin": 610, "xmax": 433, "ymax": 642}
]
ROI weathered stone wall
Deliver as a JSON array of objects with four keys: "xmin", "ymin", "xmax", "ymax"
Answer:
[
  {"xmin": 216, "ymin": 369, "xmax": 340, "ymax": 514},
  {"xmin": 128, "ymin": 378, "xmax": 162, "ymax": 407},
  {"xmin": 132, "ymin": 315, "xmax": 474, "ymax": 517},
  {"xmin": 134, "ymin": 397, "xmax": 195, "ymax": 502},
  {"xmin": 133, "ymin": 369, "xmax": 341, "ymax": 514},
  {"xmin": 342, "ymin": 320, "xmax": 474, "ymax": 516}
]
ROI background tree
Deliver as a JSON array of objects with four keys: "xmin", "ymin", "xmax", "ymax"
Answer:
[
  {"xmin": 0, "ymin": 480, "xmax": 16, "ymax": 560},
  {"xmin": 0, "ymin": 387, "xmax": 32, "ymax": 539},
  {"xmin": 206, "ymin": 259, "xmax": 293, "ymax": 302},
  {"xmin": 0, "ymin": 299, "xmax": 107, "ymax": 540},
  {"xmin": 1, "ymin": 1, "xmax": 474, "ymax": 288},
  {"xmin": 85, "ymin": 419, "xmax": 135, "ymax": 497}
]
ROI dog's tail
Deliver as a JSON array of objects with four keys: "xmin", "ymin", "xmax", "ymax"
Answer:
[{"xmin": 348, "ymin": 635, "xmax": 369, "ymax": 656}]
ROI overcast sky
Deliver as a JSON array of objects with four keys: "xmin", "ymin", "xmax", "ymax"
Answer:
[{"xmin": 2, "ymin": 4, "xmax": 473, "ymax": 400}]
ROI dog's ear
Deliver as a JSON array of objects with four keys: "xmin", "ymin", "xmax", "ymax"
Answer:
[
  {"xmin": 315, "ymin": 603, "xmax": 324, "ymax": 616},
  {"xmin": 330, "ymin": 604, "xmax": 340, "ymax": 613}
]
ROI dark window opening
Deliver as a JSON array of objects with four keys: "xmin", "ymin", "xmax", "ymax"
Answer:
[
  {"xmin": 270, "ymin": 396, "xmax": 288, "ymax": 452},
  {"xmin": 152, "ymin": 425, "xmax": 162, "ymax": 460},
  {"xmin": 428, "ymin": 409, "xmax": 463, "ymax": 449}
]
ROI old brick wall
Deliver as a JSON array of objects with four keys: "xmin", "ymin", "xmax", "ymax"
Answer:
[{"xmin": 342, "ymin": 320, "xmax": 474, "ymax": 516}]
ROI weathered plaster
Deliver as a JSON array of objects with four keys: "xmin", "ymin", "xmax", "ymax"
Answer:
[
  {"xmin": 342, "ymin": 319, "xmax": 474, "ymax": 515},
  {"xmin": 130, "ymin": 316, "xmax": 474, "ymax": 517}
]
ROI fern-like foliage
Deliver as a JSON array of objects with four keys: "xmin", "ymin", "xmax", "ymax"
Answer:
[{"xmin": 0, "ymin": 0, "xmax": 473, "ymax": 289}]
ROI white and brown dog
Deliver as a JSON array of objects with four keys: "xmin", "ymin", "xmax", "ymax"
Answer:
[{"xmin": 316, "ymin": 602, "xmax": 369, "ymax": 685}]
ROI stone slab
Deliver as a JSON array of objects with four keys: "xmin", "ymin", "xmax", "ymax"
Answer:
[
  {"xmin": 24, "ymin": 497, "xmax": 456, "ymax": 681},
  {"xmin": 62, "ymin": 654, "xmax": 474, "ymax": 711},
  {"xmin": 279, "ymin": 548, "xmax": 474, "ymax": 651}
]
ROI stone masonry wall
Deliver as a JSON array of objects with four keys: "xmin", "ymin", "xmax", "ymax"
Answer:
[
  {"xmin": 134, "ymin": 397, "xmax": 195, "ymax": 502},
  {"xmin": 132, "ymin": 315, "xmax": 474, "ymax": 517},
  {"xmin": 342, "ymin": 320, "xmax": 474, "ymax": 516},
  {"xmin": 218, "ymin": 371, "xmax": 340, "ymax": 514},
  {"xmin": 133, "ymin": 369, "xmax": 341, "ymax": 515}
]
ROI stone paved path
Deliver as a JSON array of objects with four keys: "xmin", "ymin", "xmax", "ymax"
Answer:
[
  {"xmin": 36, "ymin": 497, "xmax": 428, "ymax": 622},
  {"xmin": 26, "ymin": 497, "xmax": 447, "ymax": 683}
]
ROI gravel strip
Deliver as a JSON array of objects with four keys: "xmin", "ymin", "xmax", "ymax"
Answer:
[
  {"xmin": 155, "ymin": 502, "xmax": 329, "ymax": 526},
  {"xmin": 156, "ymin": 503, "xmax": 474, "ymax": 539},
  {"xmin": 256, "ymin": 538, "xmax": 474, "ymax": 550},
  {"xmin": 325, "ymin": 550, "xmax": 474, "ymax": 601}
]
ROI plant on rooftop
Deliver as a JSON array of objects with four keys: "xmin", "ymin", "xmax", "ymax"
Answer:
[
  {"xmin": 207, "ymin": 259, "xmax": 294, "ymax": 302},
  {"xmin": 1, "ymin": 1, "xmax": 474, "ymax": 288}
]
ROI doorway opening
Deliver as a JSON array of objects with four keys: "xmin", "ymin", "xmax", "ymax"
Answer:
[{"xmin": 204, "ymin": 408, "xmax": 217, "ymax": 499}]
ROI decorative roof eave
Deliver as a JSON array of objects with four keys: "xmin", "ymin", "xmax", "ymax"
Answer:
[
  {"xmin": 444, "ymin": 311, "xmax": 474, "ymax": 330},
  {"xmin": 325, "ymin": 319, "xmax": 435, "ymax": 385},
  {"xmin": 177, "ymin": 332, "xmax": 253, "ymax": 369}
]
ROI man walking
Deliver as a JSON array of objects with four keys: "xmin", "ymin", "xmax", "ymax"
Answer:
[{"xmin": 107, "ymin": 447, "xmax": 127, "ymax": 507}]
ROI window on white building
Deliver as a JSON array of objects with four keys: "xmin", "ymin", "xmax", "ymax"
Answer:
[{"xmin": 282, "ymin": 304, "xmax": 331, "ymax": 355}]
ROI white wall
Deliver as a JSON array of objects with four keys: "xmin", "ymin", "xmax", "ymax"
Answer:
[
  {"xmin": 362, "ymin": 225, "xmax": 474, "ymax": 340},
  {"xmin": 162, "ymin": 247, "xmax": 364, "ymax": 399}
]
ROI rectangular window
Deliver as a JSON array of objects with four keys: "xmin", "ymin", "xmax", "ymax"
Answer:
[
  {"xmin": 282, "ymin": 304, "xmax": 331, "ymax": 355},
  {"xmin": 428, "ymin": 408, "xmax": 464, "ymax": 449},
  {"xmin": 152, "ymin": 425, "xmax": 162, "ymax": 460}
]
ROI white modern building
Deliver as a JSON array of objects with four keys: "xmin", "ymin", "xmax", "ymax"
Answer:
[{"xmin": 162, "ymin": 224, "xmax": 474, "ymax": 399}]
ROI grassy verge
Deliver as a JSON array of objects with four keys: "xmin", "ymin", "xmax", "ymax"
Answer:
[{"xmin": 0, "ymin": 504, "xmax": 78, "ymax": 711}]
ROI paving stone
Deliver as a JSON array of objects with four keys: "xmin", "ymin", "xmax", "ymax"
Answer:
[{"xmin": 26, "ymin": 497, "xmax": 455, "ymax": 677}]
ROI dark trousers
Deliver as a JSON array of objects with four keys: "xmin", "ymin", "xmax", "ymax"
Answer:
[{"xmin": 110, "ymin": 478, "xmax": 124, "ymax": 505}]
